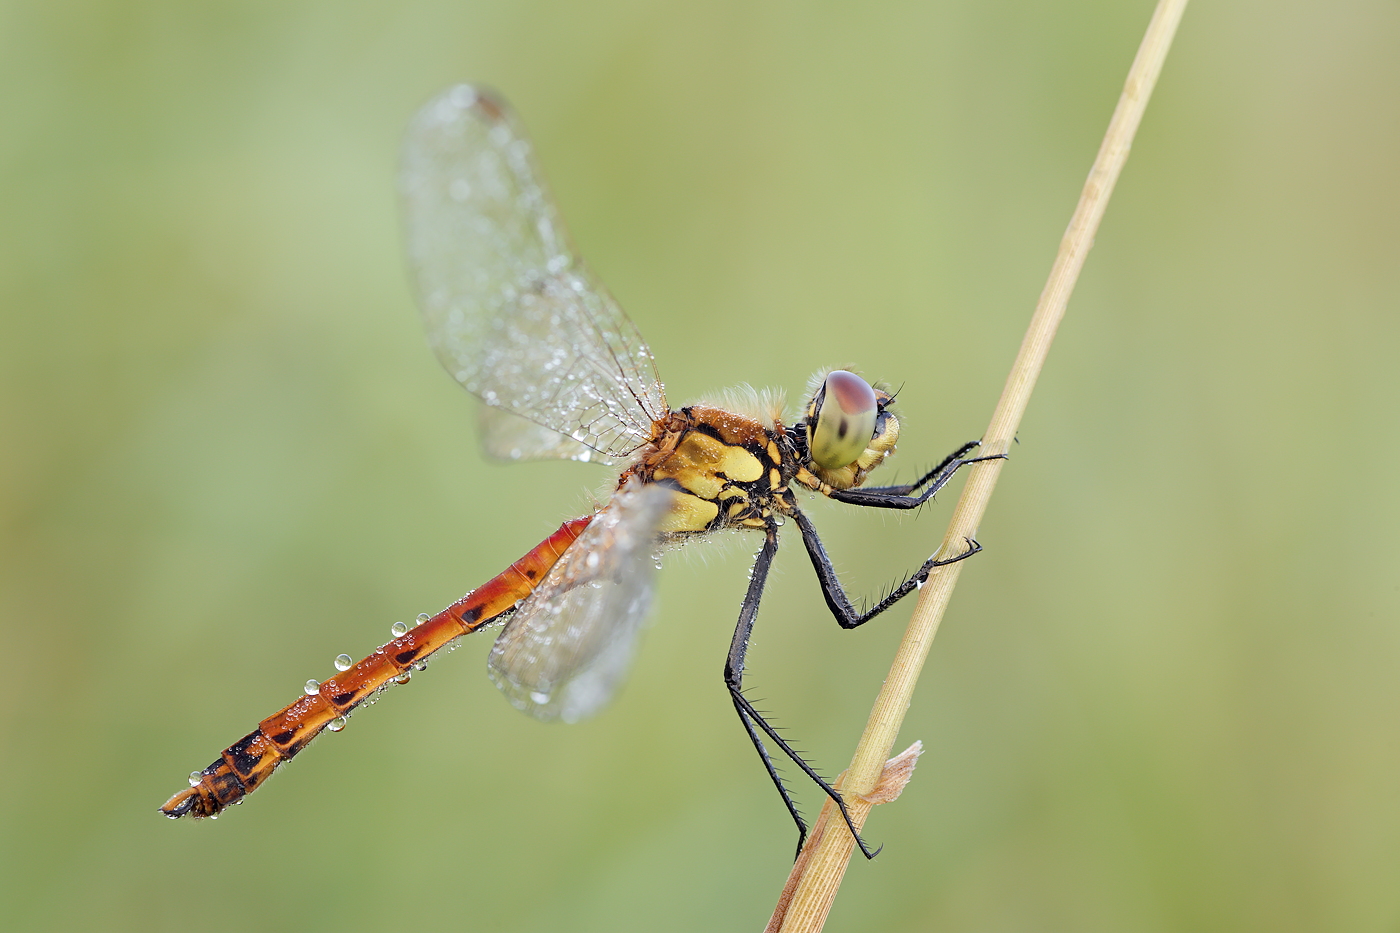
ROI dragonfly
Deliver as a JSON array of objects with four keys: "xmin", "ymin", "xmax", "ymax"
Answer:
[{"xmin": 160, "ymin": 85, "xmax": 992, "ymax": 856}]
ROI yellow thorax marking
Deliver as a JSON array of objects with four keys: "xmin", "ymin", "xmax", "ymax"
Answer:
[
  {"xmin": 659, "ymin": 493, "xmax": 720, "ymax": 534},
  {"xmin": 656, "ymin": 430, "xmax": 764, "ymax": 501},
  {"xmin": 651, "ymin": 425, "xmax": 770, "ymax": 534}
]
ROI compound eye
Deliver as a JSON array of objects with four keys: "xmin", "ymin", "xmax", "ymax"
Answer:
[{"xmin": 808, "ymin": 371, "xmax": 878, "ymax": 470}]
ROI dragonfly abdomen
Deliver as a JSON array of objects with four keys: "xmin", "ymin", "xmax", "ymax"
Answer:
[{"xmin": 160, "ymin": 516, "xmax": 591, "ymax": 819}]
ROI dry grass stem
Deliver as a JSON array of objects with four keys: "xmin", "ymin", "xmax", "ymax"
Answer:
[
  {"xmin": 767, "ymin": 1, "xmax": 1190, "ymax": 929},
  {"xmin": 764, "ymin": 744, "xmax": 924, "ymax": 933}
]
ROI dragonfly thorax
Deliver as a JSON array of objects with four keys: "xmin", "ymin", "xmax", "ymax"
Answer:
[{"xmin": 626, "ymin": 405, "xmax": 799, "ymax": 536}]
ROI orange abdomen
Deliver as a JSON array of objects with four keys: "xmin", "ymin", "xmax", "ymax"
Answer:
[{"xmin": 160, "ymin": 516, "xmax": 591, "ymax": 819}]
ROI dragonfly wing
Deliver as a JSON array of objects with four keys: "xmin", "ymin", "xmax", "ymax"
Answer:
[
  {"xmin": 401, "ymin": 85, "xmax": 667, "ymax": 463},
  {"xmin": 477, "ymin": 405, "xmax": 602, "ymax": 464},
  {"xmin": 488, "ymin": 481, "xmax": 673, "ymax": 723}
]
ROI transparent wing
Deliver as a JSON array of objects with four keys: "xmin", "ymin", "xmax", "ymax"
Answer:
[
  {"xmin": 476, "ymin": 405, "xmax": 598, "ymax": 463},
  {"xmin": 488, "ymin": 481, "xmax": 673, "ymax": 723},
  {"xmin": 401, "ymin": 85, "xmax": 667, "ymax": 464}
]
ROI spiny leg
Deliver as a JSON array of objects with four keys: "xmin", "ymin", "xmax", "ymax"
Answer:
[
  {"xmin": 725, "ymin": 442, "xmax": 991, "ymax": 851},
  {"xmin": 855, "ymin": 439, "xmax": 980, "ymax": 495},
  {"xmin": 725, "ymin": 523, "xmax": 881, "ymax": 859},
  {"xmin": 730, "ymin": 693, "xmax": 805, "ymax": 853},
  {"xmin": 792, "ymin": 506, "xmax": 982, "ymax": 630},
  {"xmin": 831, "ymin": 439, "xmax": 1004, "ymax": 509}
]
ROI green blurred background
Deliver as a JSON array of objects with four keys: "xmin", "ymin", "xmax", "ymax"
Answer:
[{"xmin": 3, "ymin": 1, "xmax": 1398, "ymax": 930}]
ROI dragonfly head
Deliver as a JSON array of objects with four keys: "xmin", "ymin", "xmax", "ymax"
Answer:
[{"xmin": 802, "ymin": 370, "xmax": 900, "ymax": 490}]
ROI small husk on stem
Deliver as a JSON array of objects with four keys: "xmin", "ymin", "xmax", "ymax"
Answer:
[{"xmin": 766, "ymin": 1, "xmax": 1190, "ymax": 930}]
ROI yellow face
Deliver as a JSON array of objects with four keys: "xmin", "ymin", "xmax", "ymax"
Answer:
[{"xmin": 804, "ymin": 371, "xmax": 900, "ymax": 491}]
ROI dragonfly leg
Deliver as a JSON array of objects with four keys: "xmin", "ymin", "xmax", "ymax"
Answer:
[
  {"xmin": 792, "ymin": 506, "xmax": 982, "ymax": 630},
  {"xmin": 724, "ymin": 523, "xmax": 881, "ymax": 860},
  {"xmin": 831, "ymin": 439, "xmax": 1003, "ymax": 508}
]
